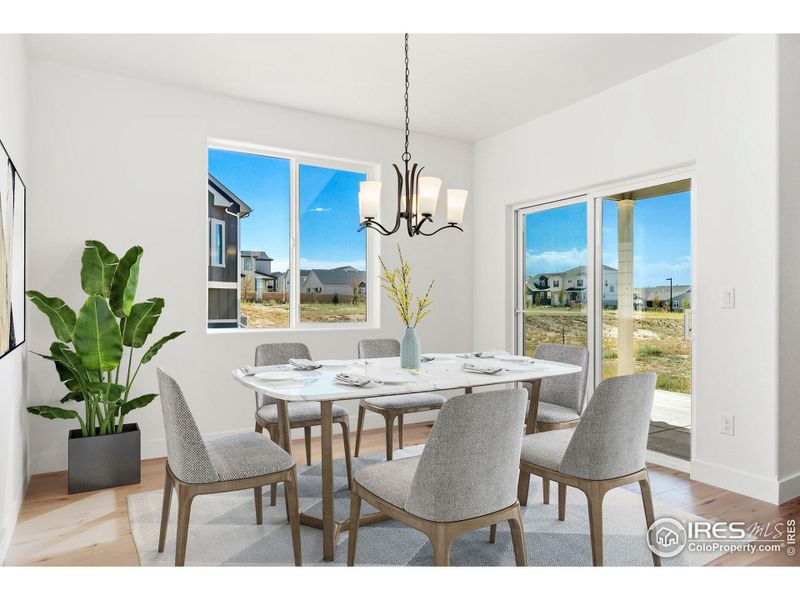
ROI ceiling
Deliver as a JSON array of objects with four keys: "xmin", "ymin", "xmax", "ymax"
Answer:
[{"xmin": 26, "ymin": 34, "xmax": 731, "ymax": 142}]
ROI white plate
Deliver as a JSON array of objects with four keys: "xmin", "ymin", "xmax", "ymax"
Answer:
[
  {"xmin": 494, "ymin": 355, "xmax": 534, "ymax": 363},
  {"xmin": 254, "ymin": 372, "xmax": 308, "ymax": 382}
]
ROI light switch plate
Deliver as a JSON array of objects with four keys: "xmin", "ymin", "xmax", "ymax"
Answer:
[
  {"xmin": 722, "ymin": 288, "xmax": 735, "ymax": 309},
  {"xmin": 720, "ymin": 414, "xmax": 734, "ymax": 436}
]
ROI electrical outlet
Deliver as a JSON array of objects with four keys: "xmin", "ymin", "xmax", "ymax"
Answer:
[{"xmin": 720, "ymin": 414, "xmax": 735, "ymax": 436}]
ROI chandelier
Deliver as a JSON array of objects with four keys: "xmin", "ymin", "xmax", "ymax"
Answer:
[{"xmin": 357, "ymin": 34, "xmax": 468, "ymax": 237}]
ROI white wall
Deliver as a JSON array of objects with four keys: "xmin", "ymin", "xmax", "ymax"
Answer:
[
  {"xmin": 473, "ymin": 35, "xmax": 787, "ymax": 503},
  {"xmin": 0, "ymin": 35, "xmax": 29, "ymax": 563},
  {"xmin": 26, "ymin": 59, "xmax": 473, "ymax": 474},
  {"xmin": 778, "ymin": 35, "xmax": 800, "ymax": 502}
]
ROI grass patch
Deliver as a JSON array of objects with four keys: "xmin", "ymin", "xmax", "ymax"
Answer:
[{"xmin": 637, "ymin": 346, "xmax": 665, "ymax": 358}]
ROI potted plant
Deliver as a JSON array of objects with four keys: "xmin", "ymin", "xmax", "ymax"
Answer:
[
  {"xmin": 378, "ymin": 245, "xmax": 434, "ymax": 369},
  {"xmin": 26, "ymin": 240, "xmax": 184, "ymax": 494}
]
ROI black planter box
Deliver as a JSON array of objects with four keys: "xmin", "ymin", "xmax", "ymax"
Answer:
[{"xmin": 68, "ymin": 423, "xmax": 141, "ymax": 494}]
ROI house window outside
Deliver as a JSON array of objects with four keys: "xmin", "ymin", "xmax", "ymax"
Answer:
[
  {"xmin": 610, "ymin": 285, "xmax": 615, "ymax": 292},
  {"xmin": 209, "ymin": 219, "xmax": 225, "ymax": 267},
  {"xmin": 207, "ymin": 142, "xmax": 376, "ymax": 330},
  {"xmin": 577, "ymin": 279, "xmax": 584, "ymax": 287},
  {"xmin": 553, "ymin": 280, "xmax": 560, "ymax": 288}
]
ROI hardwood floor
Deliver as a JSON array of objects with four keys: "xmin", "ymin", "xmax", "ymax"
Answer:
[{"xmin": 5, "ymin": 422, "xmax": 799, "ymax": 566}]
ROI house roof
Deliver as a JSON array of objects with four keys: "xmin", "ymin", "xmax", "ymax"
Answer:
[
  {"xmin": 634, "ymin": 285, "xmax": 691, "ymax": 301},
  {"xmin": 208, "ymin": 174, "xmax": 252, "ymax": 217},
  {"xmin": 308, "ymin": 266, "xmax": 366, "ymax": 285},
  {"xmin": 241, "ymin": 250, "xmax": 273, "ymax": 260}
]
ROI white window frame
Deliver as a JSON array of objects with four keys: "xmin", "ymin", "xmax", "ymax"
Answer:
[
  {"xmin": 207, "ymin": 138, "xmax": 381, "ymax": 333},
  {"xmin": 243, "ymin": 257, "xmax": 253, "ymax": 270},
  {"xmin": 209, "ymin": 218, "xmax": 225, "ymax": 267}
]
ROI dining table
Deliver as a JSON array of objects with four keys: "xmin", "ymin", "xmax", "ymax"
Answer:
[{"xmin": 232, "ymin": 352, "xmax": 582, "ymax": 561}]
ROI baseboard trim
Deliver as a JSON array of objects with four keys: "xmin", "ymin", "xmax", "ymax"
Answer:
[
  {"xmin": 646, "ymin": 450, "xmax": 690, "ymax": 473},
  {"xmin": 691, "ymin": 459, "xmax": 780, "ymax": 505},
  {"xmin": 778, "ymin": 470, "xmax": 800, "ymax": 503}
]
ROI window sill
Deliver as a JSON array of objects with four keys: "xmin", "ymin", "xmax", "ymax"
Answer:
[{"xmin": 206, "ymin": 323, "xmax": 381, "ymax": 335}]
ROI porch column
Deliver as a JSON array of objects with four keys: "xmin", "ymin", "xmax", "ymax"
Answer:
[{"xmin": 617, "ymin": 198, "xmax": 635, "ymax": 375}]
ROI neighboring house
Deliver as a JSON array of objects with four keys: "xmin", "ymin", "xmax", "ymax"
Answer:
[
  {"xmin": 208, "ymin": 174, "xmax": 251, "ymax": 328},
  {"xmin": 634, "ymin": 285, "xmax": 691, "ymax": 310},
  {"xmin": 240, "ymin": 250, "xmax": 277, "ymax": 300},
  {"xmin": 526, "ymin": 265, "xmax": 617, "ymax": 307},
  {"xmin": 273, "ymin": 269, "xmax": 310, "ymax": 293},
  {"xmin": 303, "ymin": 266, "xmax": 366, "ymax": 296}
]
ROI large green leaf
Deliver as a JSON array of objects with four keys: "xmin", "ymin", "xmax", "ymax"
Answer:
[
  {"xmin": 81, "ymin": 240, "xmax": 119, "ymax": 297},
  {"xmin": 121, "ymin": 298, "xmax": 165, "ymax": 348},
  {"xmin": 141, "ymin": 330, "xmax": 185, "ymax": 364},
  {"xmin": 110, "ymin": 246, "xmax": 143, "ymax": 317},
  {"xmin": 73, "ymin": 296, "xmax": 123, "ymax": 371},
  {"xmin": 27, "ymin": 405, "xmax": 81, "ymax": 421},
  {"xmin": 120, "ymin": 393, "xmax": 158, "ymax": 416},
  {"xmin": 59, "ymin": 391, "xmax": 85, "ymax": 404},
  {"xmin": 87, "ymin": 382, "xmax": 126, "ymax": 404},
  {"xmin": 26, "ymin": 291, "xmax": 76, "ymax": 342},
  {"xmin": 50, "ymin": 341, "xmax": 89, "ymax": 393}
]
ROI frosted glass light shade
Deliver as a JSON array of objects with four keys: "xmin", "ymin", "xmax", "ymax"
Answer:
[
  {"xmin": 417, "ymin": 176, "xmax": 442, "ymax": 216},
  {"xmin": 359, "ymin": 181, "xmax": 382, "ymax": 220},
  {"xmin": 447, "ymin": 189, "xmax": 468, "ymax": 224}
]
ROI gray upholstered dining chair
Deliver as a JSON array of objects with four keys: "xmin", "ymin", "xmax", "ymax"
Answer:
[
  {"xmin": 354, "ymin": 338, "xmax": 446, "ymax": 460},
  {"xmin": 156, "ymin": 369, "xmax": 302, "ymax": 566},
  {"xmin": 520, "ymin": 343, "xmax": 589, "ymax": 506},
  {"xmin": 499, "ymin": 372, "xmax": 658, "ymax": 567},
  {"xmin": 348, "ymin": 388, "xmax": 528, "ymax": 566},
  {"xmin": 253, "ymin": 342, "xmax": 353, "ymax": 505}
]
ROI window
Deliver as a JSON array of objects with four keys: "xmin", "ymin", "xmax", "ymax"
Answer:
[
  {"xmin": 577, "ymin": 279, "xmax": 584, "ymax": 287},
  {"xmin": 553, "ymin": 280, "xmax": 560, "ymax": 288},
  {"xmin": 207, "ymin": 142, "xmax": 376, "ymax": 330},
  {"xmin": 610, "ymin": 285, "xmax": 615, "ymax": 292},
  {"xmin": 209, "ymin": 218, "xmax": 225, "ymax": 267}
]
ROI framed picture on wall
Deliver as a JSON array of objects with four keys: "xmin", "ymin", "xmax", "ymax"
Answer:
[{"xmin": 0, "ymin": 136, "xmax": 26, "ymax": 360}]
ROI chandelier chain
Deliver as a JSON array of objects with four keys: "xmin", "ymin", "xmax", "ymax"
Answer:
[{"xmin": 402, "ymin": 33, "xmax": 411, "ymax": 163}]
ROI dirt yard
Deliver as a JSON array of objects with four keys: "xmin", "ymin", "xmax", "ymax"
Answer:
[{"xmin": 241, "ymin": 301, "xmax": 367, "ymax": 328}]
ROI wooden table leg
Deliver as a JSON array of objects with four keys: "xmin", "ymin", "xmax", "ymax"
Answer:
[
  {"xmin": 320, "ymin": 401, "xmax": 335, "ymax": 561},
  {"xmin": 276, "ymin": 400, "xmax": 292, "ymax": 522},
  {"xmin": 518, "ymin": 379, "xmax": 542, "ymax": 506}
]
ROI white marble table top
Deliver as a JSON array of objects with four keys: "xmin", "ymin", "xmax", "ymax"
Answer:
[{"xmin": 232, "ymin": 354, "xmax": 581, "ymax": 402}]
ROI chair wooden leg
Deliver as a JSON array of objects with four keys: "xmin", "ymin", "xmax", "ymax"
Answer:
[
  {"xmin": 174, "ymin": 486, "xmax": 195, "ymax": 567},
  {"xmin": 341, "ymin": 420, "xmax": 353, "ymax": 490},
  {"xmin": 543, "ymin": 476, "xmax": 551, "ymax": 504},
  {"xmin": 585, "ymin": 484, "xmax": 605, "ymax": 566},
  {"xmin": 304, "ymin": 427, "xmax": 312, "ymax": 465},
  {"xmin": 254, "ymin": 486, "xmax": 263, "ymax": 525},
  {"xmin": 354, "ymin": 405, "xmax": 366, "ymax": 457},
  {"xmin": 558, "ymin": 482, "xmax": 567, "ymax": 521},
  {"xmin": 255, "ymin": 423, "xmax": 263, "ymax": 434},
  {"xmin": 517, "ymin": 471, "xmax": 530, "ymax": 506},
  {"xmin": 431, "ymin": 527, "xmax": 453, "ymax": 566},
  {"xmin": 508, "ymin": 507, "xmax": 528, "ymax": 566},
  {"xmin": 385, "ymin": 414, "xmax": 395, "ymax": 460},
  {"xmin": 347, "ymin": 487, "xmax": 362, "ymax": 566},
  {"xmin": 157, "ymin": 471, "xmax": 173, "ymax": 553},
  {"xmin": 639, "ymin": 474, "xmax": 661, "ymax": 567},
  {"xmin": 267, "ymin": 425, "xmax": 278, "ymax": 506},
  {"xmin": 398, "ymin": 414, "xmax": 404, "ymax": 449},
  {"xmin": 284, "ymin": 469, "xmax": 303, "ymax": 566},
  {"xmin": 489, "ymin": 524, "xmax": 497, "ymax": 543}
]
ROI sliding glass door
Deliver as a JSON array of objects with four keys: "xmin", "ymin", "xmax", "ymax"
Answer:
[
  {"xmin": 516, "ymin": 176, "xmax": 693, "ymax": 463},
  {"xmin": 517, "ymin": 197, "xmax": 590, "ymax": 359}
]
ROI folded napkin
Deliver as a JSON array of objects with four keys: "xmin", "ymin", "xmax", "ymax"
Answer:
[
  {"xmin": 289, "ymin": 358, "xmax": 321, "ymax": 371},
  {"xmin": 335, "ymin": 373, "xmax": 372, "ymax": 387},
  {"xmin": 456, "ymin": 350, "xmax": 510, "ymax": 359},
  {"xmin": 421, "ymin": 354, "xmax": 435, "ymax": 362},
  {"xmin": 462, "ymin": 362, "xmax": 504, "ymax": 375},
  {"xmin": 241, "ymin": 364, "xmax": 291, "ymax": 375}
]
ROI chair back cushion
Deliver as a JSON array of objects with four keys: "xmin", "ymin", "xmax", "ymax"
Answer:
[
  {"xmin": 156, "ymin": 368, "xmax": 218, "ymax": 484},
  {"xmin": 358, "ymin": 338, "xmax": 400, "ymax": 359},
  {"xmin": 254, "ymin": 343, "xmax": 312, "ymax": 408},
  {"xmin": 527, "ymin": 344, "xmax": 590, "ymax": 414},
  {"xmin": 404, "ymin": 388, "xmax": 527, "ymax": 522},
  {"xmin": 559, "ymin": 372, "xmax": 656, "ymax": 480}
]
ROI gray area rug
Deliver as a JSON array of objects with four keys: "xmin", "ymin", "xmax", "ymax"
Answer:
[{"xmin": 128, "ymin": 446, "xmax": 725, "ymax": 566}]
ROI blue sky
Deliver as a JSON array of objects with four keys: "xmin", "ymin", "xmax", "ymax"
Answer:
[
  {"xmin": 525, "ymin": 192, "xmax": 691, "ymax": 287},
  {"xmin": 209, "ymin": 149, "xmax": 366, "ymax": 272}
]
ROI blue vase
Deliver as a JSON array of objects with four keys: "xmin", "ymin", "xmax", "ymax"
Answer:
[{"xmin": 400, "ymin": 326, "xmax": 421, "ymax": 369}]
